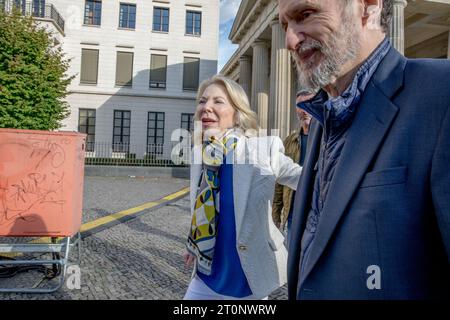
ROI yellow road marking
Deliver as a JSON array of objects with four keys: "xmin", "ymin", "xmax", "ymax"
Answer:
[
  {"xmin": 0, "ymin": 187, "xmax": 190, "ymax": 258},
  {"xmin": 162, "ymin": 187, "xmax": 190, "ymax": 200},
  {"xmin": 79, "ymin": 201, "xmax": 160, "ymax": 232}
]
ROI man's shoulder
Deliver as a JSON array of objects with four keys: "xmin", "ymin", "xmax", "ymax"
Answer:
[
  {"xmin": 405, "ymin": 57, "xmax": 450, "ymax": 68},
  {"xmin": 395, "ymin": 58, "xmax": 450, "ymax": 105},
  {"xmin": 404, "ymin": 58, "xmax": 450, "ymax": 86}
]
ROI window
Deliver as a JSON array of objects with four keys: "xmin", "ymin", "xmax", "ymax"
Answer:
[
  {"xmin": 149, "ymin": 54, "xmax": 167, "ymax": 89},
  {"xmin": 113, "ymin": 110, "xmax": 131, "ymax": 152},
  {"xmin": 78, "ymin": 109, "xmax": 96, "ymax": 152},
  {"xmin": 153, "ymin": 7, "xmax": 169, "ymax": 32},
  {"xmin": 32, "ymin": 0, "xmax": 46, "ymax": 17},
  {"xmin": 147, "ymin": 112, "xmax": 165, "ymax": 154},
  {"xmin": 80, "ymin": 49, "xmax": 99, "ymax": 84},
  {"xmin": 119, "ymin": 3, "xmax": 136, "ymax": 29},
  {"xmin": 180, "ymin": 113, "xmax": 194, "ymax": 143},
  {"xmin": 186, "ymin": 11, "xmax": 201, "ymax": 35},
  {"xmin": 13, "ymin": 0, "xmax": 26, "ymax": 14},
  {"xmin": 84, "ymin": 0, "xmax": 102, "ymax": 26},
  {"xmin": 115, "ymin": 51, "xmax": 133, "ymax": 86},
  {"xmin": 181, "ymin": 113, "xmax": 194, "ymax": 132},
  {"xmin": 183, "ymin": 57, "xmax": 200, "ymax": 91}
]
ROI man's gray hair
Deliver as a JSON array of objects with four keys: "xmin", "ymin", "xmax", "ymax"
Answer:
[
  {"xmin": 345, "ymin": 0, "xmax": 394, "ymax": 33},
  {"xmin": 297, "ymin": 89, "xmax": 317, "ymax": 97},
  {"xmin": 380, "ymin": 0, "xmax": 393, "ymax": 33}
]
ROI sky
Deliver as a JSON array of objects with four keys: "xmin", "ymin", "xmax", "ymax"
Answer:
[{"xmin": 218, "ymin": 0, "xmax": 241, "ymax": 72}]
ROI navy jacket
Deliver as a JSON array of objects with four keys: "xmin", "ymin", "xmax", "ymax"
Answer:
[{"xmin": 288, "ymin": 47, "xmax": 450, "ymax": 300}]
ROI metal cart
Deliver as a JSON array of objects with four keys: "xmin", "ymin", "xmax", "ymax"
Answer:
[{"xmin": 0, "ymin": 232, "xmax": 81, "ymax": 293}]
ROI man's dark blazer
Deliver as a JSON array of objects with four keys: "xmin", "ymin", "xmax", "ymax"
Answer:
[{"xmin": 288, "ymin": 47, "xmax": 450, "ymax": 299}]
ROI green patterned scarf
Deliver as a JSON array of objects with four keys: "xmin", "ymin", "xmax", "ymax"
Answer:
[{"xmin": 186, "ymin": 130, "xmax": 239, "ymax": 275}]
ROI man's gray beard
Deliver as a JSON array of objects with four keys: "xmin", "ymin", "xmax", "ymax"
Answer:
[{"xmin": 295, "ymin": 14, "xmax": 361, "ymax": 92}]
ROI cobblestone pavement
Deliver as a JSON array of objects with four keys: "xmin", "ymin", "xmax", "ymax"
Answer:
[
  {"xmin": 0, "ymin": 176, "xmax": 288, "ymax": 300},
  {"xmin": 82, "ymin": 176, "xmax": 189, "ymax": 222}
]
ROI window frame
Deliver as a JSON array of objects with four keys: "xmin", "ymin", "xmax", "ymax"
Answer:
[
  {"xmin": 118, "ymin": 2, "xmax": 136, "ymax": 29},
  {"xmin": 80, "ymin": 48, "xmax": 99, "ymax": 85},
  {"xmin": 147, "ymin": 112, "xmax": 165, "ymax": 155},
  {"xmin": 182, "ymin": 56, "xmax": 200, "ymax": 91},
  {"xmin": 78, "ymin": 108, "xmax": 96, "ymax": 152},
  {"xmin": 152, "ymin": 6, "xmax": 169, "ymax": 33},
  {"xmin": 13, "ymin": 0, "xmax": 26, "ymax": 14},
  {"xmin": 149, "ymin": 54, "xmax": 167, "ymax": 89},
  {"xmin": 180, "ymin": 113, "xmax": 195, "ymax": 132},
  {"xmin": 115, "ymin": 51, "xmax": 134, "ymax": 87},
  {"xmin": 112, "ymin": 110, "xmax": 131, "ymax": 153},
  {"xmin": 84, "ymin": 0, "xmax": 102, "ymax": 26},
  {"xmin": 32, "ymin": 0, "xmax": 46, "ymax": 17},
  {"xmin": 185, "ymin": 10, "xmax": 202, "ymax": 36}
]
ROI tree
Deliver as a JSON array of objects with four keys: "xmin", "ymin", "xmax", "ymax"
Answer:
[{"xmin": 0, "ymin": 9, "xmax": 73, "ymax": 130}]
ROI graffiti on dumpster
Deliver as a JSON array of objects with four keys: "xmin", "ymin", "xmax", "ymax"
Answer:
[
  {"xmin": 29, "ymin": 137, "xmax": 68, "ymax": 169},
  {"xmin": 0, "ymin": 137, "xmax": 69, "ymax": 227}
]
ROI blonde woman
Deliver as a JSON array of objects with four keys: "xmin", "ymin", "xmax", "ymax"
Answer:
[{"xmin": 183, "ymin": 75, "xmax": 302, "ymax": 300}]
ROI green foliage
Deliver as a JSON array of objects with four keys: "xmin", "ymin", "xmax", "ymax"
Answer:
[{"xmin": 0, "ymin": 9, "xmax": 74, "ymax": 130}]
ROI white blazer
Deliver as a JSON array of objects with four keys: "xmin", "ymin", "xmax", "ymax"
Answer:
[{"xmin": 189, "ymin": 135, "xmax": 302, "ymax": 298}]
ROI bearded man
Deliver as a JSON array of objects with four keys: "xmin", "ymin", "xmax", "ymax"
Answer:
[{"xmin": 279, "ymin": 0, "xmax": 450, "ymax": 299}]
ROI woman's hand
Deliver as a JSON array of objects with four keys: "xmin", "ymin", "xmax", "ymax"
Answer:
[{"xmin": 183, "ymin": 250, "xmax": 196, "ymax": 268}]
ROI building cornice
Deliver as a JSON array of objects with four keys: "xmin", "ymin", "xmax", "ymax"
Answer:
[
  {"xmin": 230, "ymin": 0, "xmax": 272, "ymax": 44},
  {"xmin": 221, "ymin": 1, "xmax": 278, "ymax": 76},
  {"xmin": 219, "ymin": 48, "xmax": 240, "ymax": 76},
  {"xmin": 229, "ymin": 0, "xmax": 249, "ymax": 40}
]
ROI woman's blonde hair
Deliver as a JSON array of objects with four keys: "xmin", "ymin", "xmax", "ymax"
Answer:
[{"xmin": 194, "ymin": 75, "xmax": 258, "ymax": 132}]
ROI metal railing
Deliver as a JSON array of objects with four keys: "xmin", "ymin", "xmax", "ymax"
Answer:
[
  {"xmin": 1, "ymin": 0, "xmax": 65, "ymax": 32},
  {"xmin": 84, "ymin": 142, "xmax": 190, "ymax": 167}
]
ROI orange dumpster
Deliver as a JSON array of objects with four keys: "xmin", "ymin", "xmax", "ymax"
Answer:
[{"xmin": 0, "ymin": 129, "xmax": 86, "ymax": 237}]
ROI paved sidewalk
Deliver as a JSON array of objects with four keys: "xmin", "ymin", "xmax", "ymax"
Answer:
[
  {"xmin": 82, "ymin": 176, "xmax": 189, "ymax": 222},
  {"xmin": 0, "ymin": 176, "xmax": 288, "ymax": 300}
]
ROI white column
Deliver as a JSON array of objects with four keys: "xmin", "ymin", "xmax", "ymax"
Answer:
[
  {"xmin": 447, "ymin": 30, "xmax": 450, "ymax": 59},
  {"xmin": 289, "ymin": 63, "xmax": 298, "ymax": 131},
  {"xmin": 389, "ymin": 0, "xmax": 408, "ymax": 55},
  {"xmin": 269, "ymin": 19, "xmax": 292, "ymax": 139},
  {"xmin": 251, "ymin": 41, "xmax": 270, "ymax": 129},
  {"xmin": 239, "ymin": 55, "xmax": 252, "ymax": 102}
]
